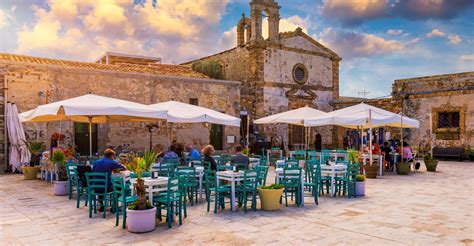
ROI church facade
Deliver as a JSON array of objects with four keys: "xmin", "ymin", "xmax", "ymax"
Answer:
[{"xmin": 183, "ymin": 0, "xmax": 341, "ymax": 149}]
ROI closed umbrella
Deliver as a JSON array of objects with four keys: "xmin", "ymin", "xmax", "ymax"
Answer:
[
  {"xmin": 19, "ymin": 94, "xmax": 167, "ymax": 156},
  {"xmin": 6, "ymin": 103, "xmax": 30, "ymax": 172}
]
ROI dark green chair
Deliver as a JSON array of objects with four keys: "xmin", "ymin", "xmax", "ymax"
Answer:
[
  {"xmin": 204, "ymin": 169, "xmax": 231, "ymax": 213},
  {"xmin": 293, "ymin": 150, "xmax": 306, "ymax": 160},
  {"xmin": 111, "ymin": 176, "xmax": 137, "ymax": 229},
  {"xmin": 236, "ymin": 170, "xmax": 258, "ymax": 213},
  {"xmin": 176, "ymin": 167, "xmax": 197, "ymax": 208},
  {"xmin": 335, "ymin": 163, "xmax": 359, "ymax": 198},
  {"xmin": 304, "ymin": 162, "xmax": 320, "ymax": 205},
  {"xmin": 85, "ymin": 172, "xmax": 113, "ymax": 218},
  {"xmin": 153, "ymin": 176, "xmax": 183, "ymax": 228},
  {"xmin": 255, "ymin": 166, "xmax": 269, "ymax": 186},
  {"xmin": 66, "ymin": 164, "xmax": 87, "ymax": 208},
  {"xmin": 280, "ymin": 167, "xmax": 302, "ymax": 207},
  {"xmin": 232, "ymin": 162, "xmax": 249, "ymax": 170}
]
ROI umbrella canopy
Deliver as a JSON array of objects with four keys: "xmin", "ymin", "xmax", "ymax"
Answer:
[
  {"xmin": 254, "ymin": 106, "xmax": 327, "ymax": 126},
  {"xmin": 6, "ymin": 103, "xmax": 30, "ymax": 172},
  {"xmin": 304, "ymin": 103, "xmax": 419, "ymax": 128},
  {"xmin": 19, "ymin": 94, "xmax": 167, "ymax": 123},
  {"xmin": 149, "ymin": 100, "xmax": 241, "ymax": 127}
]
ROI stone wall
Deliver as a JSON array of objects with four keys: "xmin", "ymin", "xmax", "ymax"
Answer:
[{"xmin": 3, "ymin": 63, "xmax": 241, "ymax": 154}]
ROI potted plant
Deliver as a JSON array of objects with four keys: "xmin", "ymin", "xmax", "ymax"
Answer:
[
  {"xmin": 257, "ymin": 183, "xmax": 284, "ymax": 211},
  {"xmin": 22, "ymin": 141, "xmax": 43, "ymax": 180},
  {"xmin": 126, "ymin": 156, "xmax": 156, "ymax": 233},
  {"xmin": 355, "ymin": 175, "xmax": 365, "ymax": 196},
  {"xmin": 51, "ymin": 150, "xmax": 69, "ymax": 195},
  {"xmin": 396, "ymin": 161, "xmax": 410, "ymax": 175},
  {"xmin": 466, "ymin": 145, "xmax": 474, "ymax": 161},
  {"xmin": 423, "ymin": 155, "xmax": 439, "ymax": 172}
]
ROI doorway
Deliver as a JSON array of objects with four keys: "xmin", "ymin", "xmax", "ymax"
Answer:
[
  {"xmin": 210, "ymin": 124, "xmax": 224, "ymax": 150},
  {"xmin": 315, "ymin": 133, "xmax": 322, "ymax": 151},
  {"xmin": 74, "ymin": 123, "xmax": 98, "ymax": 155}
]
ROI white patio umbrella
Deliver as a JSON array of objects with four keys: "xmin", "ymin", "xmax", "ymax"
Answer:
[
  {"xmin": 254, "ymin": 106, "xmax": 328, "ymax": 149},
  {"xmin": 19, "ymin": 94, "xmax": 168, "ymax": 156},
  {"xmin": 6, "ymin": 103, "xmax": 31, "ymax": 172},
  {"xmin": 149, "ymin": 100, "xmax": 241, "ymax": 127},
  {"xmin": 149, "ymin": 100, "xmax": 241, "ymax": 147},
  {"xmin": 305, "ymin": 103, "xmax": 419, "ymax": 165}
]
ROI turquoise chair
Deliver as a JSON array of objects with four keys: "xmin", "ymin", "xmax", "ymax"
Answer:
[
  {"xmin": 236, "ymin": 170, "xmax": 258, "ymax": 213},
  {"xmin": 153, "ymin": 176, "xmax": 183, "ymax": 228},
  {"xmin": 294, "ymin": 150, "xmax": 306, "ymax": 160},
  {"xmin": 66, "ymin": 164, "xmax": 86, "ymax": 208},
  {"xmin": 335, "ymin": 163, "xmax": 359, "ymax": 198},
  {"xmin": 285, "ymin": 159, "xmax": 299, "ymax": 168},
  {"xmin": 255, "ymin": 166, "xmax": 269, "ymax": 186},
  {"xmin": 304, "ymin": 161, "xmax": 320, "ymax": 205},
  {"xmin": 111, "ymin": 176, "xmax": 137, "ymax": 229},
  {"xmin": 280, "ymin": 167, "xmax": 302, "ymax": 207},
  {"xmin": 204, "ymin": 169, "xmax": 231, "ymax": 213},
  {"xmin": 176, "ymin": 167, "xmax": 197, "ymax": 207},
  {"xmin": 85, "ymin": 172, "xmax": 113, "ymax": 218}
]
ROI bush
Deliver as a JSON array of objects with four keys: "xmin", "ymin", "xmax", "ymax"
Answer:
[
  {"xmin": 191, "ymin": 60, "xmax": 224, "ymax": 79},
  {"xmin": 259, "ymin": 184, "xmax": 285, "ymax": 190},
  {"xmin": 356, "ymin": 175, "xmax": 365, "ymax": 182}
]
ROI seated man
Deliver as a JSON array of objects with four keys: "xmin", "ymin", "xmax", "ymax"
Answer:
[
  {"xmin": 230, "ymin": 146, "xmax": 249, "ymax": 169},
  {"xmin": 187, "ymin": 145, "xmax": 201, "ymax": 161},
  {"xmin": 162, "ymin": 145, "xmax": 179, "ymax": 162},
  {"xmin": 92, "ymin": 149, "xmax": 125, "ymax": 212}
]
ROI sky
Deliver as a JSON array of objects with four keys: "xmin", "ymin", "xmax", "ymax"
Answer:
[{"xmin": 0, "ymin": 0, "xmax": 473, "ymax": 98}]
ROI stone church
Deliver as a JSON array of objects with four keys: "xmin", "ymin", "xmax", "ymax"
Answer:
[{"xmin": 183, "ymin": 0, "xmax": 341, "ymax": 149}]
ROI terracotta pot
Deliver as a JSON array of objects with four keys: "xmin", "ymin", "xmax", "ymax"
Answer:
[
  {"xmin": 396, "ymin": 163, "xmax": 410, "ymax": 175},
  {"xmin": 54, "ymin": 181, "xmax": 69, "ymax": 196},
  {"xmin": 257, "ymin": 188, "xmax": 283, "ymax": 211},
  {"xmin": 126, "ymin": 207, "xmax": 157, "ymax": 233},
  {"xmin": 364, "ymin": 164, "xmax": 378, "ymax": 179},
  {"xmin": 424, "ymin": 159, "xmax": 438, "ymax": 172},
  {"xmin": 22, "ymin": 166, "xmax": 40, "ymax": 180},
  {"xmin": 356, "ymin": 182, "xmax": 365, "ymax": 196}
]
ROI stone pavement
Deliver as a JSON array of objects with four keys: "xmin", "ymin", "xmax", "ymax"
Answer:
[{"xmin": 0, "ymin": 161, "xmax": 473, "ymax": 245}]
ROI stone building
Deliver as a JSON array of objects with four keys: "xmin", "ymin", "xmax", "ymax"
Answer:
[
  {"xmin": 0, "ymin": 53, "xmax": 241, "ymax": 171},
  {"xmin": 183, "ymin": 0, "xmax": 341, "ymax": 150},
  {"xmin": 332, "ymin": 72, "xmax": 474, "ymax": 152}
]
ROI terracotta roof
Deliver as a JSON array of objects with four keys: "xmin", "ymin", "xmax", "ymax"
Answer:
[{"xmin": 0, "ymin": 53, "xmax": 209, "ymax": 79}]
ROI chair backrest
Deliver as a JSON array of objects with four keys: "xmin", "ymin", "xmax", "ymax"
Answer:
[
  {"xmin": 233, "ymin": 162, "xmax": 248, "ymax": 170},
  {"xmin": 202, "ymin": 161, "xmax": 211, "ymax": 170},
  {"xmin": 218, "ymin": 155, "xmax": 231, "ymax": 166},
  {"xmin": 85, "ymin": 172, "xmax": 108, "ymax": 193},
  {"xmin": 66, "ymin": 164, "xmax": 78, "ymax": 182},
  {"xmin": 111, "ymin": 176, "xmax": 126, "ymax": 200},
  {"xmin": 294, "ymin": 150, "xmax": 306, "ymax": 160},
  {"xmin": 321, "ymin": 151, "xmax": 333, "ymax": 165},
  {"xmin": 347, "ymin": 163, "xmax": 359, "ymax": 180},
  {"xmin": 242, "ymin": 170, "xmax": 258, "ymax": 189},
  {"xmin": 282, "ymin": 167, "xmax": 302, "ymax": 185},
  {"xmin": 306, "ymin": 161, "xmax": 321, "ymax": 184},
  {"xmin": 156, "ymin": 163, "xmax": 176, "ymax": 177},
  {"xmin": 285, "ymin": 159, "xmax": 299, "ymax": 168},
  {"xmin": 176, "ymin": 167, "xmax": 195, "ymax": 179},
  {"xmin": 204, "ymin": 169, "xmax": 217, "ymax": 189},
  {"xmin": 255, "ymin": 166, "xmax": 269, "ymax": 186},
  {"xmin": 165, "ymin": 176, "xmax": 181, "ymax": 202},
  {"xmin": 307, "ymin": 151, "xmax": 320, "ymax": 161},
  {"xmin": 189, "ymin": 160, "xmax": 202, "ymax": 168},
  {"xmin": 217, "ymin": 165, "xmax": 233, "ymax": 171}
]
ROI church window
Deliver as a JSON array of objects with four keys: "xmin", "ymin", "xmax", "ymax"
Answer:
[{"xmin": 292, "ymin": 64, "xmax": 308, "ymax": 85}]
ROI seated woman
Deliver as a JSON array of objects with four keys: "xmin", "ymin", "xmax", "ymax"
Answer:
[
  {"xmin": 201, "ymin": 145, "xmax": 217, "ymax": 171},
  {"xmin": 402, "ymin": 142, "xmax": 413, "ymax": 163}
]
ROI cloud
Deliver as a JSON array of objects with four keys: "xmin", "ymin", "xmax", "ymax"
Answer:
[
  {"xmin": 320, "ymin": 0, "xmax": 474, "ymax": 25},
  {"xmin": 460, "ymin": 54, "xmax": 474, "ymax": 61},
  {"xmin": 426, "ymin": 29, "xmax": 445, "ymax": 38},
  {"xmin": 14, "ymin": 0, "xmax": 230, "ymax": 63},
  {"xmin": 0, "ymin": 10, "xmax": 6, "ymax": 28},
  {"xmin": 387, "ymin": 29, "xmax": 403, "ymax": 35},
  {"xmin": 319, "ymin": 28, "xmax": 405, "ymax": 59},
  {"xmin": 448, "ymin": 35, "xmax": 462, "ymax": 44},
  {"xmin": 321, "ymin": 0, "xmax": 389, "ymax": 26}
]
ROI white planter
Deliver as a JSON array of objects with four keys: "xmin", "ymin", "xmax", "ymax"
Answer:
[
  {"xmin": 126, "ymin": 207, "xmax": 157, "ymax": 233},
  {"xmin": 356, "ymin": 182, "xmax": 365, "ymax": 196},
  {"xmin": 54, "ymin": 181, "xmax": 69, "ymax": 196}
]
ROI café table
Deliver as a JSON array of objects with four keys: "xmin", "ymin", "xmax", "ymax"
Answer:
[
  {"xmin": 320, "ymin": 164, "xmax": 347, "ymax": 196},
  {"xmin": 249, "ymin": 158, "xmax": 260, "ymax": 168},
  {"xmin": 274, "ymin": 168, "xmax": 305, "ymax": 206},
  {"xmin": 216, "ymin": 170, "xmax": 246, "ymax": 212},
  {"xmin": 130, "ymin": 176, "xmax": 170, "ymax": 202}
]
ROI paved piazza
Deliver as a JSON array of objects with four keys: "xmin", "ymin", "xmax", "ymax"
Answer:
[{"xmin": 0, "ymin": 161, "xmax": 473, "ymax": 245}]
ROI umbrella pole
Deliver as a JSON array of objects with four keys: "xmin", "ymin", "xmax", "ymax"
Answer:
[
  {"xmin": 429, "ymin": 113, "xmax": 433, "ymax": 158},
  {"xmin": 369, "ymin": 109, "xmax": 373, "ymax": 166},
  {"xmin": 88, "ymin": 117, "xmax": 92, "ymax": 157}
]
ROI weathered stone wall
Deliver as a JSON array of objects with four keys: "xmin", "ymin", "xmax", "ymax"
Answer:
[
  {"xmin": 279, "ymin": 36, "xmax": 329, "ymax": 54},
  {"xmin": 4, "ymin": 63, "xmax": 241, "ymax": 153}
]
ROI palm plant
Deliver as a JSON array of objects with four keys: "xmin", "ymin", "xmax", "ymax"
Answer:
[
  {"xmin": 26, "ymin": 141, "xmax": 43, "ymax": 167},
  {"xmin": 143, "ymin": 150, "xmax": 159, "ymax": 167},
  {"xmin": 126, "ymin": 157, "xmax": 153, "ymax": 210},
  {"xmin": 51, "ymin": 150, "xmax": 68, "ymax": 181}
]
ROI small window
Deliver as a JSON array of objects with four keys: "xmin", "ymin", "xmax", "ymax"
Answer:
[
  {"xmin": 292, "ymin": 63, "xmax": 308, "ymax": 85},
  {"xmin": 438, "ymin": 111, "xmax": 460, "ymax": 128},
  {"xmin": 189, "ymin": 98, "xmax": 198, "ymax": 106}
]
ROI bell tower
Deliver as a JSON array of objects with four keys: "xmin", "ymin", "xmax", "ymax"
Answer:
[{"xmin": 249, "ymin": 0, "xmax": 281, "ymax": 44}]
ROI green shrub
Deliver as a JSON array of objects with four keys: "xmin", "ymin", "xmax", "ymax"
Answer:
[
  {"xmin": 356, "ymin": 175, "xmax": 365, "ymax": 182},
  {"xmin": 259, "ymin": 184, "xmax": 285, "ymax": 190},
  {"xmin": 51, "ymin": 150, "xmax": 66, "ymax": 165},
  {"xmin": 191, "ymin": 60, "xmax": 224, "ymax": 79}
]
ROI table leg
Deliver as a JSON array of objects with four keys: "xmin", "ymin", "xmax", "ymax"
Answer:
[
  {"xmin": 393, "ymin": 155, "xmax": 398, "ymax": 174},
  {"xmin": 300, "ymin": 173, "xmax": 304, "ymax": 206},
  {"xmin": 199, "ymin": 174, "xmax": 203, "ymax": 202},
  {"xmin": 231, "ymin": 179, "xmax": 236, "ymax": 212},
  {"xmin": 148, "ymin": 188, "xmax": 153, "ymax": 204},
  {"xmin": 331, "ymin": 169, "xmax": 336, "ymax": 196},
  {"xmin": 379, "ymin": 156, "xmax": 383, "ymax": 176}
]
